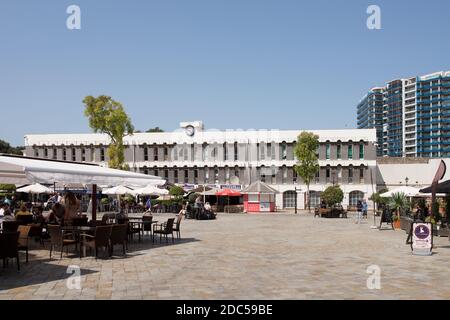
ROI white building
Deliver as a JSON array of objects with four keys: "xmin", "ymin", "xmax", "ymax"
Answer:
[{"xmin": 24, "ymin": 121, "xmax": 378, "ymax": 210}]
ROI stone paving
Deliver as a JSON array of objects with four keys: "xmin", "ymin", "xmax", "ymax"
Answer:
[{"xmin": 1, "ymin": 212, "xmax": 450, "ymax": 300}]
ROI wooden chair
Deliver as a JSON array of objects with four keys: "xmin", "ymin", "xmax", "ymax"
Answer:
[
  {"xmin": 172, "ymin": 214, "xmax": 183, "ymax": 240},
  {"xmin": 153, "ymin": 218, "xmax": 175, "ymax": 244},
  {"xmin": 0, "ymin": 232, "xmax": 20, "ymax": 271},
  {"xmin": 17, "ymin": 225, "xmax": 31, "ymax": 263},
  {"xmin": 2, "ymin": 221, "xmax": 19, "ymax": 233},
  {"xmin": 109, "ymin": 224, "xmax": 128, "ymax": 256},
  {"xmin": 47, "ymin": 225, "xmax": 78, "ymax": 259},
  {"xmin": 80, "ymin": 225, "xmax": 112, "ymax": 259}
]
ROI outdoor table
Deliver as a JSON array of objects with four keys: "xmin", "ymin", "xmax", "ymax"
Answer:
[{"xmin": 62, "ymin": 226, "xmax": 96, "ymax": 258}]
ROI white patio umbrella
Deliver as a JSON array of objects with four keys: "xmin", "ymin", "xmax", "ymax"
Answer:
[
  {"xmin": 380, "ymin": 186, "xmax": 423, "ymax": 198},
  {"xmin": 16, "ymin": 183, "xmax": 53, "ymax": 194},
  {"xmin": 133, "ymin": 185, "xmax": 169, "ymax": 196},
  {"xmin": 102, "ymin": 185, "xmax": 135, "ymax": 195}
]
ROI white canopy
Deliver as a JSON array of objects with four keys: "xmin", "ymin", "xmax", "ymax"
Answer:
[
  {"xmin": 133, "ymin": 185, "xmax": 169, "ymax": 196},
  {"xmin": 16, "ymin": 183, "xmax": 53, "ymax": 194},
  {"xmin": 0, "ymin": 155, "xmax": 165, "ymax": 187},
  {"xmin": 380, "ymin": 186, "xmax": 423, "ymax": 198},
  {"xmin": 102, "ymin": 185, "xmax": 135, "ymax": 195}
]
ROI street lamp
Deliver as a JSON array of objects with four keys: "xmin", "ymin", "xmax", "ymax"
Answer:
[
  {"xmin": 405, "ymin": 177, "xmax": 409, "ymax": 186},
  {"xmin": 294, "ymin": 186, "xmax": 298, "ymax": 214}
]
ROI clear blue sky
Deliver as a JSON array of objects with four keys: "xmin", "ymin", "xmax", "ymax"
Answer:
[{"xmin": 1, "ymin": 0, "xmax": 450, "ymax": 146}]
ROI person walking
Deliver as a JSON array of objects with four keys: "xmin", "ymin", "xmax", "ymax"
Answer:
[
  {"xmin": 362, "ymin": 200, "xmax": 368, "ymax": 219},
  {"xmin": 355, "ymin": 200, "xmax": 363, "ymax": 224}
]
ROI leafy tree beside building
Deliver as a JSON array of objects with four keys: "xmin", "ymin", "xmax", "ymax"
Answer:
[
  {"xmin": 294, "ymin": 131, "xmax": 320, "ymax": 212},
  {"xmin": 83, "ymin": 95, "xmax": 134, "ymax": 170}
]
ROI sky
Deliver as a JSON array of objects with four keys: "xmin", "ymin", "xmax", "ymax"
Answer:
[{"xmin": 1, "ymin": 0, "xmax": 450, "ymax": 146}]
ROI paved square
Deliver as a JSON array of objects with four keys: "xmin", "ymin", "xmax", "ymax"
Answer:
[{"xmin": 1, "ymin": 213, "xmax": 450, "ymax": 300}]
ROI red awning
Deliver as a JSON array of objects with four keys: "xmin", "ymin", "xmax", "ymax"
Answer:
[{"xmin": 216, "ymin": 189, "xmax": 241, "ymax": 196}]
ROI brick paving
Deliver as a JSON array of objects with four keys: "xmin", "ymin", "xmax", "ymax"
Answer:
[{"xmin": 1, "ymin": 212, "xmax": 450, "ymax": 300}]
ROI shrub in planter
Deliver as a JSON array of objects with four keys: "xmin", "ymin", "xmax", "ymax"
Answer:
[{"xmin": 321, "ymin": 185, "xmax": 344, "ymax": 207}]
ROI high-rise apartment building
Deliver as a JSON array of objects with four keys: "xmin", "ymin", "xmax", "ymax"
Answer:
[{"xmin": 357, "ymin": 71, "xmax": 450, "ymax": 158}]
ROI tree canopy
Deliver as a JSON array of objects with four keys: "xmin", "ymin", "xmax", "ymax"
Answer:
[
  {"xmin": 0, "ymin": 139, "xmax": 23, "ymax": 155},
  {"xmin": 146, "ymin": 127, "xmax": 164, "ymax": 133},
  {"xmin": 83, "ymin": 95, "xmax": 134, "ymax": 170},
  {"xmin": 321, "ymin": 185, "xmax": 344, "ymax": 207},
  {"xmin": 169, "ymin": 185, "xmax": 185, "ymax": 198}
]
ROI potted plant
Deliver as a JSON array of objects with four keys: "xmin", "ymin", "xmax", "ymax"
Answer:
[
  {"xmin": 388, "ymin": 192, "xmax": 409, "ymax": 230},
  {"xmin": 321, "ymin": 185, "xmax": 344, "ymax": 218},
  {"xmin": 392, "ymin": 214, "xmax": 401, "ymax": 229}
]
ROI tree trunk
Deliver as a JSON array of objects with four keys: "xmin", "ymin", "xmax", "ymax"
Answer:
[{"xmin": 307, "ymin": 184, "xmax": 311, "ymax": 213}]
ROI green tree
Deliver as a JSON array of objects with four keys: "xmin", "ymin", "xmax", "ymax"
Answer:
[
  {"xmin": 294, "ymin": 132, "xmax": 320, "ymax": 212},
  {"xmin": 146, "ymin": 127, "xmax": 164, "ymax": 133},
  {"xmin": 0, "ymin": 140, "xmax": 23, "ymax": 155},
  {"xmin": 322, "ymin": 185, "xmax": 344, "ymax": 207},
  {"xmin": 388, "ymin": 192, "xmax": 410, "ymax": 221},
  {"xmin": 83, "ymin": 95, "xmax": 134, "ymax": 170},
  {"xmin": 369, "ymin": 188, "xmax": 388, "ymax": 211},
  {"xmin": 169, "ymin": 186, "xmax": 185, "ymax": 198},
  {"xmin": 0, "ymin": 184, "xmax": 16, "ymax": 192}
]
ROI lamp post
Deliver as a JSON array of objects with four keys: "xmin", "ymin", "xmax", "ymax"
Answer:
[
  {"xmin": 405, "ymin": 177, "xmax": 409, "ymax": 186},
  {"xmin": 294, "ymin": 186, "xmax": 298, "ymax": 214}
]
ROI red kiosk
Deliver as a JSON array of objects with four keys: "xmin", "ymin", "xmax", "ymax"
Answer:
[{"xmin": 242, "ymin": 181, "xmax": 278, "ymax": 213}]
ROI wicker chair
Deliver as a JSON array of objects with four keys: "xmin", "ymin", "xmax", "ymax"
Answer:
[
  {"xmin": 47, "ymin": 225, "xmax": 78, "ymax": 259},
  {"xmin": 0, "ymin": 232, "xmax": 20, "ymax": 271},
  {"xmin": 153, "ymin": 218, "xmax": 175, "ymax": 244},
  {"xmin": 80, "ymin": 225, "xmax": 112, "ymax": 259},
  {"xmin": 2, "ymin": 221, "xmax": 19, "ymax": 233},
  {"xmin": 172, "ymin": 214, "xmax": 183, "ymax": 240},
  {"xmin": 109, "ymin": 224, "xmax": 128, "ymax": 256},
  {"xmin": 17, "ymin": 225, "xmax": 31, "ymax": 263},
  {"xmin": 142, "ymin": 215, "xmax": 154, "ymax": 236}
]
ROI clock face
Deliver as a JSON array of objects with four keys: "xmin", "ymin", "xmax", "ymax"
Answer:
[{"xmin": 185, "ymin": 125, "xmax": 195, "ymax": 137}]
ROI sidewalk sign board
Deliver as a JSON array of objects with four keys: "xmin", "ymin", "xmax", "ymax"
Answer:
[{"xmin": 411, "ymin": 222, "xmax": 433, "ymax": 256}]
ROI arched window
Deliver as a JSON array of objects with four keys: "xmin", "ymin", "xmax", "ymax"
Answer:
[
  {"xmin": 349, "ymin": 191, "xmax": 364, "ymax": 206},
  {"xmin": 359, "ymin": 165, "xmax": 365, "ymax": 184},
  {"xmin": 348, "ymin": 165, "xmax": 354, "ymax": 184},
  {"xmin": 194, "ymin": 166, "xmax": 198, "ymax": 184},
  {"xmin": 281, "ymin": 141, "xmax": 287, "ymax": 160},
  {"xmin": 283, "ymin": 191, "xmax": 297, "ymax": 208},
  {"xmin": 325, "ymin": 141, "xmax": 331, "ymax": 160},
  {"xmin": 337, "ymin": 140, "xmax": 342, "ymax": 159},
  {"xmin": 348, "ymin": 140, "xmax": 353, "ymax": 160},
  {"xmin": 223, "ymin": 143, "xmax": 228, "ymax": 161},
  {"xmin": 234, "ymin": 142, "xmax": 239, "ymax": 161},
  {"xmin": 309, "ymin": 191, "xmax": 322, "ymax": 208},
  {"xmin": 359, "ymin": 140, "xmax": 365, "ymax": 160}
]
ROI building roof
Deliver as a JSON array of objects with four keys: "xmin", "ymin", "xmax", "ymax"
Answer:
[
  {"xmin": 24, "ymin": 128, "xmax": 377, "ymax": 146},
  {"xmin": 241, "ymin": 181, "xmax": 279, "ymax": 194}
]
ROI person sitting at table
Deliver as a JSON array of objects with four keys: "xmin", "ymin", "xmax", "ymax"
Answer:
[
  {"xmin": 51, "ymin": 203, "xmax": 65, "ymax": 221},
  {"xmin": 16, "ymin": 204, "xmax": 32, "ymax": 217},
  {"xmin": 33, "ymin": 207, "xmax": 46, "ymax": 225},
  {"xmin": 63, "ymin": 192, "xmax": 80, "ymax": 225},
  {"xmin": 2, "ymin": 204, "xmax": 15, "ymax": 222},
  {"xmin": 46, "ymin": 210, "xmax": 59, "ymax": 225}
]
